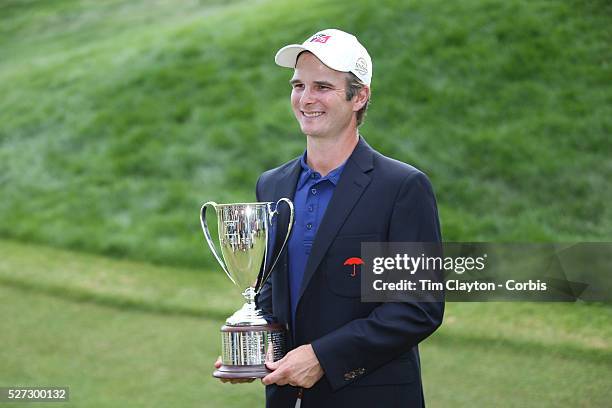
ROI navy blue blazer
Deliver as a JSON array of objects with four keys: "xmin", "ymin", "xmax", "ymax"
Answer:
[{"xmin": 256, "ymin": 137, "xmax": 444, "ymax": 408}]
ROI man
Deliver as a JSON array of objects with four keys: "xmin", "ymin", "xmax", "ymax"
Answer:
[{"xmin": 217, "ymin": 28, "xmax": 444, "ymax": 407}]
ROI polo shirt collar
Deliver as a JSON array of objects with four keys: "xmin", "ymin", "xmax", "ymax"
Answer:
[{"xmin": 296, "ymin": 151, "xmax": 346, "ymax": 189}]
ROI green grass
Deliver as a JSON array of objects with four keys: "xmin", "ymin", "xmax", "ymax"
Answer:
[
  {"xmin": 1, "ymin": 0, "xmax": 610, "ymax": 269},
  {"xmin": 0, "ymin": 286, "xmax": 264, "ymax": 408},
  {"xmin": 424, "ymin": 333, "xmax": 611, "ymax": 407},
  {"xmin": 0, "ymin": 239, "xmax": 239, "ymax": 320},
  {"xmin": 0, "ymin": 240, "xmax": 610, "ymax": 407}
]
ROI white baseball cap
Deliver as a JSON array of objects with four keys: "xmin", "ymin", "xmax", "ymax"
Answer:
[{"xmin": 275, "ymin": 28, "xmax": 372, "ymax": 86}]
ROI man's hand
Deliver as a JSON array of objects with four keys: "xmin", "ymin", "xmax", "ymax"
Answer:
[
  {"xmin": 262, "ymin": 344, "xmax": 324, "ymax": 388},
  {"xmin": 214, "ymin": 356, "xmax": 255, "ymax": 384}
]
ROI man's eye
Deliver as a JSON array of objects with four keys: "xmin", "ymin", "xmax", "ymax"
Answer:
[
  {"xmin": 318, "ymin": 85, "xmax": 330, "ymax": 90},
  {"xmin": 292, "ymin": 83, "xmax": 304, "ymax": 89}
]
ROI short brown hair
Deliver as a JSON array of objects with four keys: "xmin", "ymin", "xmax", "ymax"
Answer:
[{"xmin": 344, "ymin": 72, "xmax": 369, "ymax": 126}]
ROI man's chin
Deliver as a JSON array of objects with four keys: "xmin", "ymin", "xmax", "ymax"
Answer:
[{"xmin": 300, "ymin": 127, "xmax": 325, "ymax": 138}]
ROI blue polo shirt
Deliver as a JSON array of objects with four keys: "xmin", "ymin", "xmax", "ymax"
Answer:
[{"xmin": 287, "ymin": 152, "xmax": 346, "ymax": 323}]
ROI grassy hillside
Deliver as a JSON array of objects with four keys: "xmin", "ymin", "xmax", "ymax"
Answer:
[
  {"xmin": 1, "ymin": 240, "xmax": 610, "ymax": 407},
  {"xmin": 1, "ymin": 0, "xmax": 611, "ymax": 268}
]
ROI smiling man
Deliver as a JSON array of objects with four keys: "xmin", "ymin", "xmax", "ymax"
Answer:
[{"xmin": 221, "ymin": 28, "xmax": 444, "ymax": 407}]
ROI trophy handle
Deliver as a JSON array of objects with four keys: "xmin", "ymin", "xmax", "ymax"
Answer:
[
  {"xmin": 258, "ymin": 198, "xmax": 295, "ymax": 291},
  {"xmin": 200, "ymin": 201, "xmax": 237, "ymax": 286}
]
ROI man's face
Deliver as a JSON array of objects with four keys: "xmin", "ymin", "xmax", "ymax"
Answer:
[{"xmin": 290, "ymin": 52, "xmax": 356, "ymax": 139}]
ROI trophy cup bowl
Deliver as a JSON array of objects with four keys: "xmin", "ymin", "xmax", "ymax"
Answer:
[{"xmin": 200, "ymin": 199, "xmax": 294, "ymax": 379}]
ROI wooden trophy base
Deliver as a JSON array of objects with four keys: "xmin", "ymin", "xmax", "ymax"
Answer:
[{"xmin": 213, "ymin": 364, "xmax": 271, "ymax": 379}]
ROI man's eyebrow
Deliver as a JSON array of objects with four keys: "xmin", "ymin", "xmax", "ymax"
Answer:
[
  {"xmin": 289, "ymin": 79, "xmax": 336, "ymax": 87},
  {"xmin": 314, "ymin": 80, "xmax": 335, "ymax": 87}
]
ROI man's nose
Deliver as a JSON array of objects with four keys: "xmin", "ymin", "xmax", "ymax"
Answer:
[{"xmin": 300, "ymin": 87, "xmax": 316, "ymax": 105}]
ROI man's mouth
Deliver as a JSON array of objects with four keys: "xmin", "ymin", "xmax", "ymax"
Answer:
[{"xmin": 302, "ymin": 111, "xmax": 324, "ymax": 118}]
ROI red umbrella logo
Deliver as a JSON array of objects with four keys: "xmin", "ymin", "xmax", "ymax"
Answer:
[{"xmin": 344, "ymin": 257, "xmax": 364, "ymax": 277}]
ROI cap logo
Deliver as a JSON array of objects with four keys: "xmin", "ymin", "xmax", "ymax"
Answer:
[
  {"xmin": 354, "ymin": 57, "xmax": 368, "ymax": 76},
  {"xmin": 310, "ymin": 34, "xmax": 331, "ymax": 44}
]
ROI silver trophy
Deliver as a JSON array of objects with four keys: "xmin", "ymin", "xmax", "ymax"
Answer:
[{"xmin": 200, "ymin": 200, "xmax": 294, "ymax": 379}]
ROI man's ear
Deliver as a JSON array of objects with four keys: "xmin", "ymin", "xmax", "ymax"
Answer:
[{"xmin": 352, "ymin": 86, "xmax": 370, "ymax": 112}]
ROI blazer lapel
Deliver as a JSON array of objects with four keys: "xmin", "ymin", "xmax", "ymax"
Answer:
[
  {"xmin": 268, "ymin": 158, "xmax": 301, "ymax": 326},
  {"xmin": 296, "ymin": 137, "xmax": 375, "ymax": 304},
  {"xmin": 271, "ymin": 158, "xmax": 301, "ymax": 261}
]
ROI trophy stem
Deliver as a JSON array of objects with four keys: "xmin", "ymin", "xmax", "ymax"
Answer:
[
  {"xmin": 242, "ymin": 287, "xmax": 256, "ymax": 304},
  {"xmin": 225, "ymin": 287, "xmax": 267, "ymax": 326}
]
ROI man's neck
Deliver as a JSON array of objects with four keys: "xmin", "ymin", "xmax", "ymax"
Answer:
[{"xmin": 305, "ymin": 130, "xmax": 359, "ymax": 176}]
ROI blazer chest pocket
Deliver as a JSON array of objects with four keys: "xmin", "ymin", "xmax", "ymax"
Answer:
[{"xmin": 324, "ymin": 234, "xmax": 379, "ymax": 298}]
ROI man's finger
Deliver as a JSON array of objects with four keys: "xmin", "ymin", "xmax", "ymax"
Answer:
[
  {"xmin": 275, "ymin": 377, "xmax": 289, "ymax": 386},
  {"xmin": 262, "ymin": 368, "xmax": 283, "ymax": 385},
  {"xmin": 265, "ymin": 359, "xmax": 281, "ymax": 371},
  {"xmin": 261, "ymin": 373, "xmax": 274, "ymax": 385}
]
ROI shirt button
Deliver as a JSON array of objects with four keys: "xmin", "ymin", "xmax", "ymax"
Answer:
[
  {"xmin": 308, "ymin": 205, "xmax": 314, "ymax": 212},
  {"xmin": 311, "ymin": 188, "xmax": 317, "ymax": 195},
  {"xmin": 306, "ymin": 223, "xmax": 312, "ymax": 230}
]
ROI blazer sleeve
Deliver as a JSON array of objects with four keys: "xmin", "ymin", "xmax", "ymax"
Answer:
[
  {"xmin": 310, "ymin": 171, "xmax": 444, "ymax": 391},
  {"xmin": 254, "ymin": 174, "xmax": 273, "ymax": 315}
]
